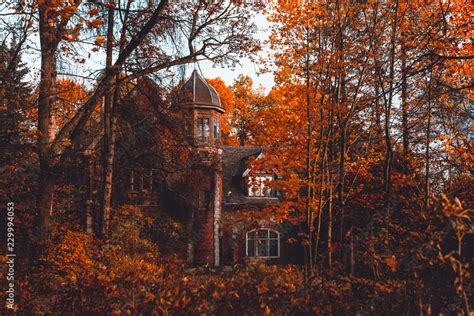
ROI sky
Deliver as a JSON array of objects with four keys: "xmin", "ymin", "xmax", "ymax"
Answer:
[
  {"xmin": 196, "ymin": 13, "xmax": 274, "ymax": 92},
  {"xmin": 17, "ymin": 8, "xmax": 274, "ymax": 93}
]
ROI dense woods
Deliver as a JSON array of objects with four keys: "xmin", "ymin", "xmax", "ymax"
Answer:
[{"xmin": 0, "ymin": 0, "xmax": 472, "ymax": 314}]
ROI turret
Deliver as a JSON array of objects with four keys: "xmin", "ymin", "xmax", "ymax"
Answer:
[
  {"xmin": 176, "ymin": 70, "xmax": 224, "ymax": 266},
  {"xmin": 178, "ymin": 70, "xmax": 224, "ymax": 146}
]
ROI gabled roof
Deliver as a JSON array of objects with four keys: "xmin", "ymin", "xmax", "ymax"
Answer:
[
  {"xmin": 222, "ymin": 146, "xmax": 273, "ymax": 210},
  {"xmin": 179, "ymin": 70, "xmax": 223, "ymax": 111},
  {"xmin": 223, "ymin": 146, "xmax": 262, "ymax": 180}
]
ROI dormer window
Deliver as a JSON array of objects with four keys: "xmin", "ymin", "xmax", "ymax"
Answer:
[
  {"xmin": 248, "ymin": 175, "xmax": 274, "ymax": 197},
  {"xmin": 197, "ymin": 117, "xmax": 210, "ymax": 143}
]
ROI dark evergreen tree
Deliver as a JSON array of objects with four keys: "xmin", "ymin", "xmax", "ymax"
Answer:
[{"xmin": 0, "ymin": 40, "xmax": 32, "ymax": 152}]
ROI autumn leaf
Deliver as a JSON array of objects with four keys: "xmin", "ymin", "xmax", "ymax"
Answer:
[
  {"xmin": 90, "ymin": 18, "xmax": 104, "ymax": 28},
  {"xmin": 89, "ymin": 7, "xmax": 99, "ymax": 17},
  {"xmin": 95, "ymin": 36, "xmax": 105, "ymax": 46},
  {"xmin": 385, "ymin": 256, "xmax": 397, "ymax": 272},
  {"xmin": 257, "ymin": 281, "xmax": 269, "ymax": 294},
  {"xmin": 264, "ymin": 305, "xmax": 271, "ymax": 315},
  {"xmin": 210, "ymin": 290, "xmax": 221, "ymax": 300}
]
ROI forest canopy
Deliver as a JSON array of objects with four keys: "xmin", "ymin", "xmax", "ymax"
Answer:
[{"xmin": 0, "ymin": 0, "xmax": 472, "ymax": 314}]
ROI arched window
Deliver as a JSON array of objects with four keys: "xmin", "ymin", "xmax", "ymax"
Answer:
[{"xmin": 246, "ymin": 229, "xmax": 279, "ymax": 258}]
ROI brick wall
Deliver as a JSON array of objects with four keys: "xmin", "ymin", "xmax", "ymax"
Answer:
[{"xmin": 193, "ymin": 208, "xmax": 215, "ymax": 265}]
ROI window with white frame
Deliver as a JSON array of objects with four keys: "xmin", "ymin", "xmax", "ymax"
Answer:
[
  {"xmin": 248, "ymin": 175, "xmax": 274, "ymax": 197},
  {"xmin": 246, "ymin": 229, "xmax": 279, "ymax": 258}
]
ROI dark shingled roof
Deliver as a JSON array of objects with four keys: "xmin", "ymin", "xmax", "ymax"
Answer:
[
  {"xmin": 179, "ymin": 70, "xmax": 222, "ymax": 108},
  {"xmin": 222, "ymin": 146, "xmax": 275, "ymax": 211}
]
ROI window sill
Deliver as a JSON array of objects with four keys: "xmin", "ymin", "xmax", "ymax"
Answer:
[
  {"xmin": 246, "ymin": 196, "xmax": 278, "ymax": 199},
  {"xmin": 247, "ymin": 256, "xmax": 280, "ymax": 260}
]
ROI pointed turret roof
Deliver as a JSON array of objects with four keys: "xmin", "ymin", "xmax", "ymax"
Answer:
[{"xmin": 178, "ymin": 70, "xmax": 224, "ymax": 112}]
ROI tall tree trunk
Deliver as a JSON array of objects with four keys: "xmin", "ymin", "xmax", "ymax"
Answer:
[
  {"xmin": 34, "ymin": 6, "xmax": 58, "ymax": 246},
  {"xmin": 424, "ymin": 72, "xmax": 432, "ymax": 208},
  {"xmin": 401, "ymin": 39, "xmax": 409, "ymax": 155},
  {"xmin": 327, "ymin": 161, "xmax": 333, "ymax": 271},
  {"xmin": 374, "ymin": 85, "xmax": 382, "ymax": 137},
  {"xmin": 327, "ymin": 102, "xmax": 334, "ymax": 271},
  {"xmin": 304, "ymin": 36, "xmax": 314, "ymax": 278},
  {"xmin": 85, "ymin": 158, "xmax": 94, "ymax": 233},
  {"xmin": 98, "ymin": 6, "xmax": 116, "ymax": 238},
  {"xmin": 314, "ymin": 156, "xmax": 325, "ymax": 270},
  {"xmin": 313, "ymin": 93, "xmax": 327, "ymax": 270},
  {"xmin": 384, "ymin": 0, "xmax": 399, "ymax": 208}
]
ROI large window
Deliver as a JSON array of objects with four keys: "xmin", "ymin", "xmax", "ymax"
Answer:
[
  {"xmin": 213, "ymin": 118, "xmax": 220, "ymax": 145},
  {"xmin": 197, "ymin": 117, "xmax": 210, "ymax": 142},
  {"xmin": 246, "ymin": 229, "xmax": 279, "ymax": 258},
  {"xmin": 248, "ymin": 175, "xmax": 274, "ymax": 197}
]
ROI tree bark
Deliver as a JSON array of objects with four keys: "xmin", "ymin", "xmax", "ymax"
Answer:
[
  {"xmin": 98, "ymin": 5, "xmax": 116, "ymax": 238},
  {"xmin": 383, "ymin": 0, "xmax": 399, "ymax": 208},
  {"xmin": 401, "ymin": 39, "xmax": 409, "ymax": 155},
  {"xmin": 34, "ymin": 6, "xmax": 58, "ymax": 245},
  {"xmin": 424, "ymin": 72, "xmax": 432, "ymax": 208},
  {"xmin": 327, "ymin": 109, "xmax": 335, "ymax": 272},
  {"xmin": 304, "ymin": 35, "xmax": 313, "ymax": 278}
]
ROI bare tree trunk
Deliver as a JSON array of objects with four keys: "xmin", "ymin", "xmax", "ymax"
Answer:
[
  {"xmin": 314, "ymin": 159, "xmax": 325, "ymax": 270},
  {"xmin": 327, "ymin": 161, "xmax": 333, "ymax": 271},
  {"xmin": 34, "ymin": 6, "xmax": 58, "ymax": 246},
  {"xmin": 401, "ymin": 39, "xmax": 409, "ymax": 155},
  {"xmin": 384, "ymin": 0, "xmax": 399, "ymax": 208},
  {"xmin": 424, "ymin": 72, "xmax": 432, "ymax": 208},
  {"xmin": 327, "ymin": 103, "xmax": 334, "ymax": 271},
  {"xmin": 374, "ymin": 85, "xmax": 382, "ymax": 137},
  {"xmin": 304, "ymin": 35, "xmax": 314, "ymax": 278},
  {"xmin": 85, "ymin": 158, "xmax": 94, "ymax": 234},
  {"xmin": 98, "ymin": 6, "xmax": 116, "ymax": 238},
  {"xmin": 313, "ymin": 92, "xmax": 328, "ymax": 271}
]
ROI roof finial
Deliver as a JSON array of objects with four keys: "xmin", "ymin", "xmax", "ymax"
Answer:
[{"xmin": 197, "ymin": 62, "xmax": 205, "ymax": 77}]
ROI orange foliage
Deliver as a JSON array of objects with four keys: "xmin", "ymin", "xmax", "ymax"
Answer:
[{"xmin": 206, "ymin": 77, "xmax": 238, "ymax": 145}]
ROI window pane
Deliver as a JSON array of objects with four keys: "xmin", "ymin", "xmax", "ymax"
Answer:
[
  {"xmin": 197, "ymin": 118, "xmax": 210, "ymax": 142},
  {"xmin": 257, "ymin": 229, "xmax": 268, "ymax": 238},
  {"xmin": 257, "ymin": 239, "xmax": 268, "ymax": 257},
  {"xmin": 265, "ymin": 186, "xmax": 272, "ymax": 197},
  {"xmin": 203, "ymin": 118, "xmax": 210, "ymax": 137},
  {"xmin": 197, "ymin": 118, "xmax": 203, "ymax": 138},
  {"xmin": 248, "ymin": 231, "xmax": 256, "ymax": 239},
  {"xmin": 248, "ymin": 239, "xmax": 255, "ymax": 257},
  {"xmin": 269, "ymin": 240, "xmax": 278, "ymax": 257},
  {"xmin": 214, "ymin": 118, "xmax": 220, "ymax": 145},
  {"xmin": 269, "ymin": 230, "xmax": 278, "ymax": 239}
]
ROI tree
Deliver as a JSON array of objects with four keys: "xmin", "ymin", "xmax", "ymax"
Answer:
[
  {"xmin": 17, "ymin": 0, "xmax": 263, "ymax": 248},
  {"xmin": 231, "ymin": 75, "xmax": 263, "ymax": 146},
  {"xmin": 262, "ymin": 0, "xmax": 473, "ymax": 279},
  {"xmin": 0, "ymin": 41, "xmax": 32, "ymax": 150},
  {"xmin": 206, "ymin": 77, "xmax": 238, "ymax": 146}
]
